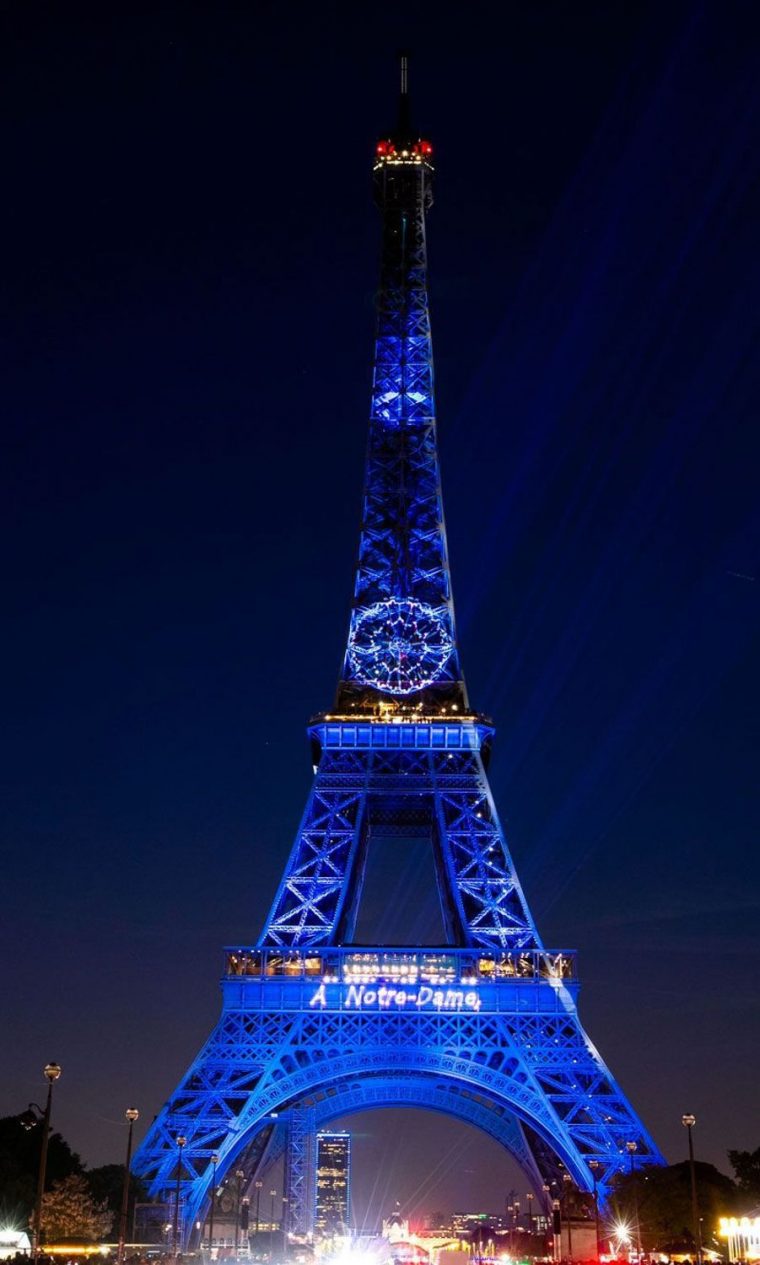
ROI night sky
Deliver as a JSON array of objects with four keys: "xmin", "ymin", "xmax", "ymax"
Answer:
[{"xmin": 3, "ymin": 0, "xmax": 759, "ymax": 1229}]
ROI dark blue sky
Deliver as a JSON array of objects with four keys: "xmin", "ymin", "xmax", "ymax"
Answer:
[{"xmin": 2, "ymin": 0, "xmax": 759, "ymax": 1223}]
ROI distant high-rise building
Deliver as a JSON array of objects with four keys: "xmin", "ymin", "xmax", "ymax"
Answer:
[{"xmin": 314, "ymin": 1132, "xmax": 350, "ymax": 1235}]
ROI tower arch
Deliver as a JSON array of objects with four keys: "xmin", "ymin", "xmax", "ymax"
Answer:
[{"xmin": 183, "ymin": 1067, "xmax": 576, "ymax": 1241}]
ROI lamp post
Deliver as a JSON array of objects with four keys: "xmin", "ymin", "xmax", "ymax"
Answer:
[
  {"xmin": 31, "ymin": 1062, "xmax": 62, "ymax": 1265},
  {"xmin": 527, "ymin": 1192, "xmax": 534, "ymax": 1238},
  {"xmin": 235, "ymin": 1170, "xmax": 245, "ymax": 1255},
  {"xmin": 207, "ymin": 1153, "xmax": 219, "ymax": 1260},
  {"xmin": 626, "ymin": 1142, "xmax": 642, "ymax": 1260},
  {"xmin": 173, "ymin": 1135, "xmax": 187, "ymax": 1257},
  {"xmin": 254, "ymin": 1180, "xmax": 263, "ymax": 1239},
  {"xmin": 682, "ymin": 1115, "xmax": 702, "ymax": 1265},
  {"xmin": 117, "ymin": 1108, "xmax": 139, "ymax": 1265},
  {"xmin": 241, "ymin": 1198, "xmax": 250, "ymax": 1253},
  {"xmin": 552, "ymin": 1199, "xmax": 561, "ymax": 1264},
  {"xmin": 269, "ymin": 1189, "xmax": 277, "ymax": 1254},
  {"xmin": 588, "ymin": 1162, "xmax": 601, "ymax": 1262},
  {"xmin": 562, "ymin": 1173, "xmax": 574, "ymax": 1262},
  {"xmin": 539, "ymin": 1187, "xmax": 548, "ymax": 1256}
]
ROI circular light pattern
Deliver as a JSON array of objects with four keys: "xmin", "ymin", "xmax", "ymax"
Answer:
[{"xmin": 347, "ymin": 598, "xmax": 453, "ymax": 695}]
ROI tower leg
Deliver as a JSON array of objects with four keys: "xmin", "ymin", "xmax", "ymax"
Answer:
[{"xmin": 284, "ymin": 1106, "xmax": 315, "ymax": 1240}]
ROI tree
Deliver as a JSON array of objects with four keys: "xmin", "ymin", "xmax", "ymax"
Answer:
[
  {"xmin": 39, "ymin": 1173, "xmax": 113, "ymax": 1243},
  {"xmin": 728, "ymin": 1148, "xmax": 760, "ymax": 1202},
  {"xmin": 86, "ymin": 1164, "xmax": 148, "ymax": 1224},
  {"xmin": 609, "ymin": 1162, "xmax": 742, "ymax": 1254},
  {"xmin": 0, "ymin": 1114, "xmax": 82, "ymax": 1230}
]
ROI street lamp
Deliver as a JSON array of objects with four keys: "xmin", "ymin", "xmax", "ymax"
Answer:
[
  {"xmin": 31, "ymin": 1062, "xmax": 62, "ymax": 1265},
  {"xmin": 269, "ymin": 1189, "xmax": 277, "ymax": 1247},
  {"xmin": 117, "ymin": 1108, "xmax": 139, "ymax": 1265},
  {"xmin": 626, "ymin": 1143, "xmax": 642, "ymax": 1260},
  {"xmin": 552, "ymin": 1200, "xmax": 561, "ymax": 1264},
  {"xmin": 682, "ymin": 1115, "xmax": 702, "ymax": 1265},
  {"xmin": 173, "ymin": 1136, "xmax": 188, "ymax": 1257},
  {"xmin": 281, "ymin": 1196, "xmax": 289, "ymax": 1240},
  {"xmin": 562, "ymin": 1173, "xmax": 574, "ymax": 1262},
  {"xmin": 235, "ymin": 1170, "xmax": 245, "ymax": 1255},
  {"xmin": 207, "ymin": 1153, "xmax": 220, "ymax": 1260},
  {"xmin": 254, "ymin": 1180, "xmax": 263, "ymax": 1238},
  {"xmin": 588, "ymin": 1161, "xmax": 601, "ymax": 1261},
  {"xmin": 526, "ymin": 1192, "xmax": 534, "ymax": 1237}
]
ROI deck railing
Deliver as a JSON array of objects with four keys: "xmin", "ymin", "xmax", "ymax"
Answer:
[{"xmin": 224, "ymin": 946, "xmax": 576, "ymax": 984}]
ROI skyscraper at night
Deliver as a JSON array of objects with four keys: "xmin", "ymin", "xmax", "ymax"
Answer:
[{"xmin": 314, "ymin": 1132, "xmax": 351, "ymax": 1236}]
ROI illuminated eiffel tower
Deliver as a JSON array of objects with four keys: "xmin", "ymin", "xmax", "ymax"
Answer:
[{"xmin": 133, "ymin": 61, "xmax": 664, "ymax": 1245}]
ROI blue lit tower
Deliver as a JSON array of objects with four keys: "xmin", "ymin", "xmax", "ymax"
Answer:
[{"xmin": 133, "ymin": 62, "xmax": 664, "ymax": 1245}]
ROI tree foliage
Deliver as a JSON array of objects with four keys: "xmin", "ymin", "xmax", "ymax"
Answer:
[
  {"xmin": 39, "ymin": 1174, "xmax": 113, "ymax": 1243},
  {"xmin": 609, "ymin": 1162, "xmax": 742, "ymax": 1252},
  {"xmin": 728, "ymin": 1148, "xmax": 760, "ymax": 1202},
  {"xmin": 86, "ymin": 1164, "xmax": 148, "ymax": 1221},
  {"xmin": 0, "ymin": 1114, "xmax": 82, "ymax": 1230},
  {"xmin": 0, "ymin": 1112, "xmax": 146, "ymax": 1239}
]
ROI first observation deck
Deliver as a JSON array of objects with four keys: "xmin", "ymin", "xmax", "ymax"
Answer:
[{"xmin": 222, "ymin": 947, "xmax": 578, "ymax": 1017}]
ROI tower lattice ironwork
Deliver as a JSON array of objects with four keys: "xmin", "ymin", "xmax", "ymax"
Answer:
[{"xmin": 133, "ymin": 64, "xmax": 664, "ymax": 1246}]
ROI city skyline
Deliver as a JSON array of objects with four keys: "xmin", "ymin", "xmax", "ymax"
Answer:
[{"xmin": 3, "ymin": 0, "xmax": 759, "ymax": 1224}]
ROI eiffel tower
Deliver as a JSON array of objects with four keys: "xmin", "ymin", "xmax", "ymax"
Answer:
[{"xmin": 133, "ymin": 61, "xmax": 664, "ymax": 1245}]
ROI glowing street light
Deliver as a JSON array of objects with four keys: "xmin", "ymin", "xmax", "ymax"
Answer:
[
  {"xmin": 269, "ymin": 1189, "xmax": 277, "ymax": 1247},
  {"xmin": 235, "ymin": 1170, "xmax": 245, "ymax": 1255},
  {"xmin": 117, "ymin": 1108, "xmax": 139, "ymax": 1265},
  {"xmin": 173, "ymin": 1135, "xmax": 188, "ymax": 1257},
  {"xmin": 552, "ymin": 1199, "xmax": 561, "ymax": 1263},
  {"xmin": 206, "ymin": 1153, "xmax": 220, "ymax": 1260},
  {"xmin": 588, "ymin": 1160, "xmax": 601, "ymax": 1261},
  {"xmin": 562, "ymin": 1173, "xmax": 574, "ymax": 1261},
  {"xmin": 682, "ymin": 1114, "xmax": 702, "ymax": 1265},
  {"xmin": 31, "ymin": 1062, "xmax": 62, "ymax": 1265},
  {"xmin": 626, "ymin": 1142, "xmax": 642, "ymax": 1259},
  {"xmin": 254, "ymin": 1180, "xmax": 263, "ymax": 1238}
]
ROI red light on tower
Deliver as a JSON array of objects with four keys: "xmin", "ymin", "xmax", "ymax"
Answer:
[
  {"xmin": 420, "ymin": 140, "xmax": 433, "ymax": 156},
  {"xmin": 376, "ymin": 140, "xmax": 388, "ymax": 156}
]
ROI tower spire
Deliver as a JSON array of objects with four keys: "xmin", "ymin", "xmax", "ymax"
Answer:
[
  {"xmin": 334, "ymin": 66, "xmax": 466, "ymax": 715},
  {"xmin": 398, "ymin": 51, "xmax": 411, "ymax": 138}
]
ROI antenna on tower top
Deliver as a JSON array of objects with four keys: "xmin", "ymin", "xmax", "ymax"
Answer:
[{"xmin": 397, "ymin": 49, "xmax": 411, "ymax": 138}]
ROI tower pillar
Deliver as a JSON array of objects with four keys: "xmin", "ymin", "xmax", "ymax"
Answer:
[{"xmin": 284, "ymin": 1106, "xmax": 315, "ymax": 1240}]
